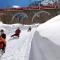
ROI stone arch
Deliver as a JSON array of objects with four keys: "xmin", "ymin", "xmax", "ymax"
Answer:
[
  {"xmin": 0, "ymin": 13, "xmax": 11, "ymax": 23},
  {"xmin": 32, "ymin": 11, "xmax": 52, "ymax": 23},
  {"xmin": 0, "ymin": 13, "xmax": 5, "ymax": 21},
  {"xmin": 11, "ymin": 13, "xmax": 28, "ymax": 24}
]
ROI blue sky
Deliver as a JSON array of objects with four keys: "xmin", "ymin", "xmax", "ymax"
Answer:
[
  {"xmin": 0, "ymin": 0, "xmax": 56, "ymax": 8},
  {"xmin": 0, "ymin": 0, "xmax": 37, "ymax": 8}
]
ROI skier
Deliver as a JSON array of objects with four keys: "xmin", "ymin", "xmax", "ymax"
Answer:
[
  {"xmin": 0, "ymin": 35, "xmax": 6, "ymax": 53},
  {"xmin": 0, "ymin": 29, "xmax": 6, "ymax": 39},
  {"xmin": 28, "ymin": 27, "xmax": 31, "ymax": 32},
  {"xmin": 11, "ymin": 27, "xmax": 21, "ymax": 38}
]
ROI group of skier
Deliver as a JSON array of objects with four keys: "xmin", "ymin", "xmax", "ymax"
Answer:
[
  {"xmin": 0, "ymin": 27, "xmax": 31, "ymax": 54},
  {"xmin": 0, "ymin": 27, "xmax": 21, "ymax": 54}
]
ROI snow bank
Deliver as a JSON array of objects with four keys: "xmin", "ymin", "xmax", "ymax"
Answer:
[
  {"xmin": 29, "ymin": 31, "xmax": 60, "ymax": 60},
  {"xmin": 45, "ymin": 15, "xmax": 60, "ymax": 24},
  {"xmin": 29, "ymin": 15, "xmax": 60, "ymax": 60},
  {"xmin": 0, "ymin": 21, "xmax": 3, "ymax": 24},
  {"xmin": 37, "ymin": 15, "xmax": 60, "ymax": 45},
  {"xmin": 37, "ymin": 15, "xmax": 60, "ymax": 29}
]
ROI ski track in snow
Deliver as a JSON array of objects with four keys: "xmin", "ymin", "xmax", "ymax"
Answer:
[
  {"xmin": 0, "ymin": 31, "xmax": 30, "ymax": 60},
  {"xmin": 0, "ymin": 26, "xmax": 36, "ymax": 60}
]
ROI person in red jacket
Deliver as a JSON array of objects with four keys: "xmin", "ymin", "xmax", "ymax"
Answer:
[
  {"xmin": 11, "ymin": 27, "xmax": 21, "ymax": 38},
  {"xmin": 0, "ymin": 36, "xmax": 6, "ymax": 53}
]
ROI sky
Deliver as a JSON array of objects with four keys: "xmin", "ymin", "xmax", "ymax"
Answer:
[
  {"xmin": 0, "ymin": 0, "xmax": 36, "ymax": 8},
  {"xmin": 0, "ymin": 0, "xmax": 56, "ymax": 8}
]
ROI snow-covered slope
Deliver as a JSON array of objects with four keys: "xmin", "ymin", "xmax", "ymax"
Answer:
[
  {"xmin": 0, "ymin": 23, "xmax": 36, "ymax": 60},
  {"xmin": 29, "ymin": 15, "xmax": 60, "ymax": 60},
  {"xmin": 37, "ymin": 15, "xmax": 60, "ymax": 45},
  {"xmin": 0, "ymin": 15, "xmax": 60, "ymax": 60},
  {"xmin": 29, "ymin": 31, "xmax": 60, "ymax": 60},
  {"xmin": 1, "ymin": 31, "xmax": 32, "ymax": 60}
]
